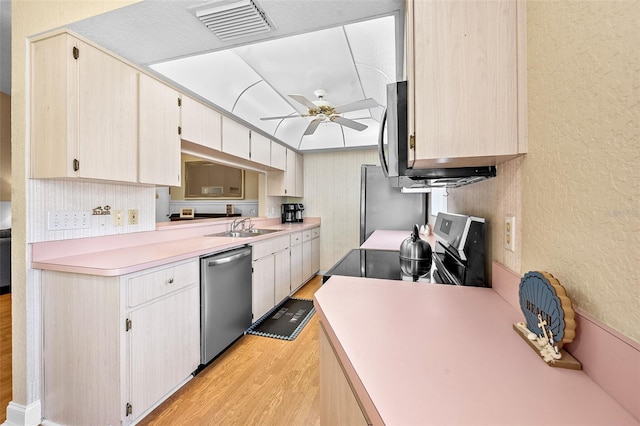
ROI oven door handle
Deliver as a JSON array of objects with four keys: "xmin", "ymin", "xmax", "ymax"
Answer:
[{"xmin": 432, "ymin": 255, "xmax": 461, "ymax": 286}]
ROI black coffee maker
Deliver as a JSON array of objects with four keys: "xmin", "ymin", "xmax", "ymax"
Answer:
[{"xmin": 282, "ymin": 203, "xmax": 304, "ymax": 223}]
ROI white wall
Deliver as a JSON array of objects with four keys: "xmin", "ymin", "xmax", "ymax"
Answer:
[{"xmin": 302, "ymin": 148, "xmax": 380, "ymax": 271}]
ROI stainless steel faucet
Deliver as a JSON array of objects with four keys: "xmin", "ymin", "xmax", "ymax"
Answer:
[{"xmin": 231, "ymin": 218, "xmax": 252, "ymax": 232}]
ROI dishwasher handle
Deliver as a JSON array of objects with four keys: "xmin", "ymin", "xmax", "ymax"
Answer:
[{"xmin": 206, "ymin": 249, "xmax": 251, "ymax": 267}]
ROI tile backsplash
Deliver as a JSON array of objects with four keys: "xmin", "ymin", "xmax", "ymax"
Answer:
[{"xmin": 28, "ymin": 179, "xmax": 155, "ymax": 243}]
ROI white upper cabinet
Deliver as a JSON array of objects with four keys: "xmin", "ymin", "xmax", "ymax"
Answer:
[
  {"xmin": 138, "ymin": 74, "xmax": 181, "ymax": 186},
  {"xmin": 249, "ymin": 131, "xmax": 272, "ymax": 167},
  {"xmin": 267, "ymin": 148, "xmax": 303, "ymax": 197},
  {"xmin": 30, "ymin": 32, "xmax": 138, "ymax": 182},
  {"xmin": 221, "ymin": 116, "xmax": 250, "ymax": 160},
  {"xmin": 181, "ymin": 96, "xmax": 222, "ymax": 151},
  {"xmin": 270, "ymin": 142, "xmax": 286, "ymax": 171},
  {"xmin": 409, "ymin": 0, "xmax": 526, "ymax": 168}
]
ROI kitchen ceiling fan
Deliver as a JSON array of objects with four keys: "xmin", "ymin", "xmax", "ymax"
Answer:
[{"xmin": 261, "ymin": 89, "xmax": 379, "ymax": 135}]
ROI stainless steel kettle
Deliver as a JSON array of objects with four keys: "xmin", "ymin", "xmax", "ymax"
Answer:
[{"xmin": 399, "ymin": 224, "xmax": 432, "ymax": 279}]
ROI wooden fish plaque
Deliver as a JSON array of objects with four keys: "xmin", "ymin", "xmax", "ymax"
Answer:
[{"xmin": 513, "ymin": 271, "xmax": 581, "ymax": 369}]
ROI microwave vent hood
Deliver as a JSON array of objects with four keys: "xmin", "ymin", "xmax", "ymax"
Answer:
[{"xmin": 379, "ymin": 80, "xmax": 497, "ymax": 189}]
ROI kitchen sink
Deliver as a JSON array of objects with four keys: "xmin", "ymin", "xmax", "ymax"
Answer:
[{"xmin": 205, "ymin": 229, "xmax": 282, "ymax": 238}]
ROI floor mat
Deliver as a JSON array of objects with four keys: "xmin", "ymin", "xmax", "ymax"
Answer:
[{"xmin": 246, "ymin": 297, "xmax": 315, "ymax": 340}]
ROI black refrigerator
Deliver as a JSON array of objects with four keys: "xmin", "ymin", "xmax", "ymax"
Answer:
[{"xmin": 360, "ymin": 165, "xmax": 428, "ymax": 245}]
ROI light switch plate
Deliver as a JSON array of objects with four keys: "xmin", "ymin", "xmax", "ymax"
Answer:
[
  {"xmin": 114, "ymin": 210, "xmax": 124, "ymax": 227},
  {"xmin": 48, "ymin": 211, "xmax": 91, "ymax": 230},
  {"xmin": 128, "ymin": 209, "xmax": 138, "ymax": 225},
  {"xmin": 505, "ymin": 216, "xmax": 516, "ymax": 252}
]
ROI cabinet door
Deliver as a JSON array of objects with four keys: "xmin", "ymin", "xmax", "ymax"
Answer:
[
  {"xmin": 250, "ymin": 132, "xmax": 272, "ymax": 166},
  {"xmin": 285, "ymin": 149, "xmax": 297, "ymax": 195},
  {"xmin": 293, "ymin": 151, "xmax": 304, "ymax": 197},
  {"xmin": 270, "ymin": 142, "xmax": 286, "ymax": 170},
  {"xmin": 302, "ymin": 240, "xmax": 313, "ymax": 282},
  {"xmin": 311, "ymin": 236, "xmax": 320, "ymax": 275},
  {"xmin": 412, "ymin": 0, "xmax": 518, "ymax": 163},
  {"xmin": 129, "ymin": 285, "xmax": 200, "ymax": 421},
  {"xmin": 139, "ymin": 74, "xmax": 181, "ymax": 186},
  {"xmin": 290, "ymin": 243, "xmax": 303, "ymax": 292},
  {"xmin": 252, "ymin": 255, "xmax": 275, "ymax": 320},
  {"xmin": 274, "ymin": 248, "xmax": 291, "ymax": 303},
  {"xmin": 30, "ymin": 33, "xmax": 76, "ymax": 178},
  {"xmin": 76, "ymin": 39, "xmax": 139, "ymax": 182},
  {"xmin": 181, "ymin": 96, "xmax": 222, "ymax": 151},
  {"xmin": 221, "ymin": 116, "xmax": 250, "ymax": 160},
  {"xmin": 320, "ymin": 324, "xmax": 370, "ymax": 426}
]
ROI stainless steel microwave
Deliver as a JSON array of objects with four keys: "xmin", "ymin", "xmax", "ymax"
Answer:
[{"xmin": 378, "ymin": 81, "xmax": 496, "ymax": 189}]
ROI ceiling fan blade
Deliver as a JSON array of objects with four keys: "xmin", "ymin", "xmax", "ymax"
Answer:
[
  {"xmin": 330, "ymin": 116, "xmax": 368, "ymax": 131},
  {"xmin": 303, "ymin": 118, "xmax": 323, "ymax": 135},
  {"xmin": 260, "ymin": 114, "xmax": 305, "ymax": 121},
  {"xmin": 289, "ymin": 94, "xmax": 317, "ymax": 110},
  {"xmin": 333, "ymin": 98, "xmax": 379, "ymax": 114}
]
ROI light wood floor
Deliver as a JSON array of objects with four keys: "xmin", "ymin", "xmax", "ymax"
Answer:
[
  {"xmin": 139, "ymin": 275, "xmax": 323, "ymax": 426},
  {"xmin": 0, "ymin": 293, "xmax": 11, "ymax": 424}
]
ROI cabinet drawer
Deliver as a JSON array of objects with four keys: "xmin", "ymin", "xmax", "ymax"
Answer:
[
  {"xmin": 290, "ymin": 232, "xmax": 303, "ymax": 246},
  {"xmin": 312, "ymin": 227, "xmax": 320, "ymax": 239},
  {"xmin": 128, "ymin": 259, "xmax": 199, "ymax": 307},
  {"xmin": 302, "ymin": 230, "xmax": 312, "ymax": 242},
  {"xmin": 252, "ymin": 235, "xmax": 290, "ymax": 260}
]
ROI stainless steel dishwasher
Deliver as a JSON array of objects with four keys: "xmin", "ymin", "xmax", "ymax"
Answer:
[{"xmin": 200, "ymin": 245, "xmax": 253, "ymax": 365}]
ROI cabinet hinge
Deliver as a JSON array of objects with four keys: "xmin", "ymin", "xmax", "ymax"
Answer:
[
  {"xmin": 126, "ymin": 403, "xmax": 132, "ymax": 416},
  {"xmin": 72, "ymin": 158, "xmax": 80, "ymax": 172},
  {"xmin": 72, "ymin": 46, "xmax": 79, "ymax": 60},
  {"xmin": 125, "ymin": 318, "xmax": 132, "ymax": 331},
  {"xmin": 409, "ymin": 134, "xmax": 416, "ymax": 150},
  {"xmin": 177, "ymin": 97, "xmax": 182, "ymax": 107},
  {"xmin": 178, "ymin": 126, "xmax": 182, "ymax": 135}
]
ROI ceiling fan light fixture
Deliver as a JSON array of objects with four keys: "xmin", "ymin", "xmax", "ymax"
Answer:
[{"xmin": 193, "ymin": 0, "xmax": 273, "ymax": 41}]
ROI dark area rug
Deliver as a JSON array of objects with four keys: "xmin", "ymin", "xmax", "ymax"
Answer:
[{"xmin": 246, "ymin": 297, "xmax": 315, "ymax": 341}]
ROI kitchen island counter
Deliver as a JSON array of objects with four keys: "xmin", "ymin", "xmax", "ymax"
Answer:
[{"xmin": 314, "ymin": 275, "xmax": 638, "ymax": 425}]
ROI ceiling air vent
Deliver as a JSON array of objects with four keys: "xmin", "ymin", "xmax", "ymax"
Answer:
[{"xmin": 194, "ymin": 0, "xmax": 272, "ymax": 41}]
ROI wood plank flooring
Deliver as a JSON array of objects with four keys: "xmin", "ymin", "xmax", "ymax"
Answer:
[
  {"xmin": 139, "ymin": 276, "xmax": 323, "ymax": 426},
  {"xmin": 0, "ymin": 293, "xmax": 11, "ymax": 424}
]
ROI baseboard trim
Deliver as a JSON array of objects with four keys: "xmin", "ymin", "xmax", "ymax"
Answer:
[{"xmin": 3, "ymin": 400, "xmax": 41, "ymax": 426}]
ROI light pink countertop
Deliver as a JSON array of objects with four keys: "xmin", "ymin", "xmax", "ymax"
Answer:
[
  {"xmin": 360, "ymin": 229, "xmax": 435, "ymax": 250},
  {"xmin": 31, "ymin": 217, "xmax": 320, "ymax": 276},
  {"xmin": 314, "ymin": 276, "xmax": 638, "ymax": 425}
]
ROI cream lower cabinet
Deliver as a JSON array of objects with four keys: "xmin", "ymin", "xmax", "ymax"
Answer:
[
  {"xmin": 41, "ymin": 258, "xmax": 200, "ymax": 426},
  {"xmin": 252, "ymin": 236, "xmax": 290, "ymax": 320},
  {"xmin": 252, "ymin": 254, "xmax": 276, "ymax": 320},
  {"xmin": 320, "ymin": 323, "xmax": 370, "ymax": 426},
  {"xmin": 302, "ymin": 227, "xmax": 321, "ymax": 282},
  {"xmin": 274, "ymin": 247, "xmax": 292, "ymax": 304},
  {"xmin": 290, "ymin": 232, "xmax": 303, "ymax": 293}
]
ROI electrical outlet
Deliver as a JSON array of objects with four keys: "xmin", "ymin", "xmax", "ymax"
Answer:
[
  {"xmin": 128, "ymin": 209, "xmax": 138, "ymax": 225},
  {"xmin": 114, "ymin": 210, "xmax": 124, "ymax": 227},
  {"xmin": 505, "ymin": 216, "xmax": 516, "ymax": 252},
  {"xmin": 48, "ymin": 211, "xmax": 91, "ymax": 230}
]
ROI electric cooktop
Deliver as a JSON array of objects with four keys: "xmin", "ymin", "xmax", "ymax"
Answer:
[{"xmin": 323, "ymin": 249, "xmax": 432, "ymax": 283}]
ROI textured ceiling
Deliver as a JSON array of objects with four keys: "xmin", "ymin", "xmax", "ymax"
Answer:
[{"xmin": 67, "ymin": 0, "xmax": 404, "ymax": 152}]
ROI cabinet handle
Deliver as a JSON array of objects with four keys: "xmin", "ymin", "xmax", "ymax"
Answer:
[{"xmin": 167, "ymin": 278, "xmax": 174, "ymax": 284}]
